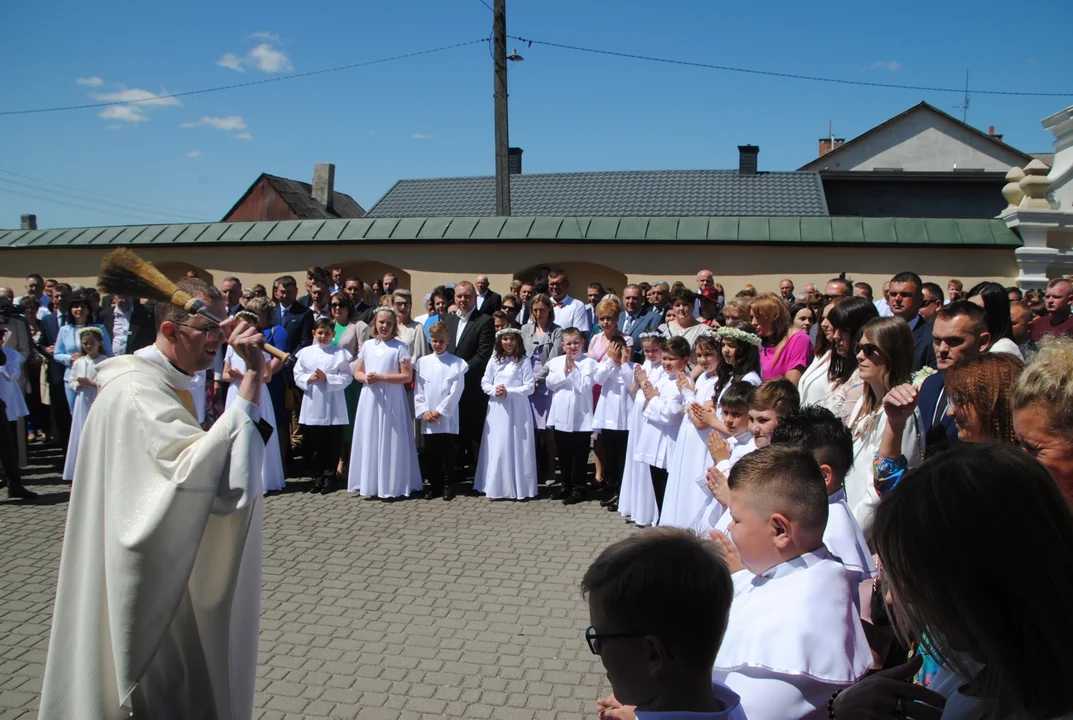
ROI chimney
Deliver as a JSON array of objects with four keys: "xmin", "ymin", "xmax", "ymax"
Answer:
[
  {"xmin": 818, "ymin": 138, "xmax": 845, "ymax": 156},
  {"xmin": 20, "ymin": 214, "xmax": 37, "ymax": 231},
  {"xmin": 508, "ymin": 147, "xmax": 523, "ymax": 175},
  {"xmin": 738, "ymin": 145, "xmax": 759, "ymax": 175},
  {"xmin": 311, "ymin": 163, "xmax": 335, "ymax": 213},
  {"xmin": 988, "ymin": 125, "xmax": 1003, "ymax": 142}
]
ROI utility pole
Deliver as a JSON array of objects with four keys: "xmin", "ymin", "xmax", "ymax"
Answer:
[{"xmin": 493, "ymin": 0, "xmax": 511, "ymax": 216}]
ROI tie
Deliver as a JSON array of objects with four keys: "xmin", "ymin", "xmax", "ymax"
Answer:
[
  {"xmin": 171, "ymin": 387, "xmax": 198, "ymax": 419},
  {"xmin": 624, "ymin": 316, "xmax": 634, "ymax": 335}
]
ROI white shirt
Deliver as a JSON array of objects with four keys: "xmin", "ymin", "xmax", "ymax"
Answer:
[
  {"xmin": 550, "ymin": 295, "xmax": 590, "ymax": 334},
  {"xmin": 293, "ymin": 343, "xmax": 354, "ymax": 425},
  {"xmin": 455, "ymin": 307, "xmax": 476, "ymax": 345},
  {"xmin": 544, "ymin": 354, "xmax": 598, "ymax": 432},
  {"xmin": 414, "ymin": 352, "xmax": 468, "ymax": 435},
  {"xmin": 111, "ymin": 306, "xmax": 133, "ymax": 356},
  {"xmin": 593, "ymin": 358, "xmax": 635, "ymax": 430},
  {"xmin": 476, "ymin": 291, "xmax": 490, "ymax": 310},
  {"xmin": 875, "ymin": 298, "xmax": 894, "ymax": 317}
]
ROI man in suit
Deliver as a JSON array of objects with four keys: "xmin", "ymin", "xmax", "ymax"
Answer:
[
  {"xmin": 296, "ymin": 266, "xmax": 327, "ymax": 310},
  {"xmin": 39, "ymin": 283, "xmax": 73, "ymax": 447},
  {"xmin": 99, "ymin": 296, "xmax": 155, "ymax": 355},
  {"xmin": 517, "ymin": 282, "xmax": 535, "ymax": 325},
  {"xmin": 474, "ymin": 275, "xmax": 502, "ymax": 317},
  {"xmin": 584, "ymin": 283, "xmax": 606, "ymax": 331},
  {"xmin": 888, "ymin": 271, "xmax": 937, "ymax": 372},
  {"xmin": 919, "ymin": 301, "xmax": 991, "ymax": 458},
  {"xmin": 444, "ymin": 280, "xmax": 494, "ymax": 500},
  {"xmin": 272, "ymin": 276, "xmax": 314, "ymax": 353},
  {"xmin": 343, "ymin": 276, "xmax": 375, "ymax": 325},
  {"xmin": 618, "ymin": 284, "xmax": 662, "ymax": 362}
]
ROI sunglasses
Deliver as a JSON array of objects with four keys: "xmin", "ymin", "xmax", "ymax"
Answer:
[
  {"xmin": 502, "ymin": 305, "xmax": 517, "ymax": 312},
  {"xmin": 854, "ymin": 342, "xmax": 883, "ymax": 359},
  {"xmin": 330, "ymin": 303, "xmax": 347, "ymax": 308}
]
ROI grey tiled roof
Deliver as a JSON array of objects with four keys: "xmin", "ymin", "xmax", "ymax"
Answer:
[
  {"xmin": 367, "ymin": 170, "xmax": 828, "ymax": 218},
  {"xmin": 263, "ymin": 174, "xmax": 366, "ymax": 219}
]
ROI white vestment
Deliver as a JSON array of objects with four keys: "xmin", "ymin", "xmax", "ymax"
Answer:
[
  {"xmin": 660, "ymin": 372, "xmax": 719, "ymax": 529},
  {"xmin": 474, "ymin": 356, "xmax": 537, "ymax": 499},
  {"xmin": 62, "ymin": 354, "xmax": 104, "ymax": 482},
  {"xmin": 713, "ymin": 548, "xmax": 872, "ymax": 720},
  {"xmin": 413, "ymin": 352, "xmax": 468, "ymax": 435},
  {"xmin": 824, "ymin": 489, "xmax": 877, "ymax": 581},
  {"xmin": 617, "ymin": 360, "xmax": 664, "ymax": 527},
  {"xmin": 39, "ymin": 351, "xmax": 265, "ymax": 720}
]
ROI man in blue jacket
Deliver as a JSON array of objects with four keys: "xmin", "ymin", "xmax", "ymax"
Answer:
[{"xmin": 618, "ymin": 284, "xmax": 662, "ymax": 362}]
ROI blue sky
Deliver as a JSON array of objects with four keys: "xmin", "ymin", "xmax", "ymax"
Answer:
[{"xmin": 2, "ymin": 0, "xmax": 1071, "ymax": 228}]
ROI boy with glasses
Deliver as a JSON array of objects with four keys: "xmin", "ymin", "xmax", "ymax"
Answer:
[{"xmin": 585, "ymin": 528, "xmax": 744, "ymax": 719}]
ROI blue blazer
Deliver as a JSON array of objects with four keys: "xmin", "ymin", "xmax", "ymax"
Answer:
[
  {"xmin": 40, "ymin": 313, "xmax": 65, "ymax": 384},
  {"xmin": 618, "ymin": 309, "xmax": 662, "ymax": 361},
  {"xmin": 912, "ymin": 317, "xmax": 937, "ymax": 372},
  {"xmin": 918, "ymin": 370, "xmax": 959, "ymax": 458},
  {"xmin": 273, "ymin": 304, "xmax": 314, "ymax": 354}
]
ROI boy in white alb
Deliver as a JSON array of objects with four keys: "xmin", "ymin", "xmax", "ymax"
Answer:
[
  {"xmin": 585, "ymin": 528, "xmax": 745, "ymax": 720},
  {"xmin": 710, "ymin": 445, "xmax": 872, "ymax": 720},
  {"xmin": 771, "ymin": 406, "xmax": 876, "ymax": 583},
  {"xmin": 593, "ymin": 335, "xmax": 634, "ymax": 511},
  {"xmin": 293, "ymin": 318, "xmax": 354, "ymax": 494},
  {"xmin": 545, "ymin": 327, "xmax": 598, "ymax": 505},
  {"xmin": 414, "ymin": 321, "xmax": 468, "ymax": 500},
  {"xmin": 689, "ymin": 381, "xmax": 755, "ymax": 534}
]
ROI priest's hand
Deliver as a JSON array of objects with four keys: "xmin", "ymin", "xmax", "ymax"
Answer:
[
  {"xmin": 831, "ymin": 655, "xmax": 945, "ymax": 720},
  {"xmin": 228, "ymin": 319, "xmax": 265, "ymax": 405}
]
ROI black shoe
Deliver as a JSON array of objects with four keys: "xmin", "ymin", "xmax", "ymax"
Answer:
[
  {"xmin": 7, "ymin": 485, "xmax": 38, "ymax": 501},
  {"xmin": 603, "ymin": 494, "xmax": 619, "ymax": 510},
  {"xmin": 563, "ymin": 490, "xmax": 585, "ymax": 506},
  {"xmin": 307, "ymin": 479, "xmax": 321, "ymax": 493},
  {"xmin": 443, "ymin": 485, "xmax": 456, "ymax": 501},
  {"xmin": 423, "ymin": 488, "xmax": 441, "ymax": 500},
  {"xmin": 551, "ymin": 487, "xmax": 569, "ymax": 500}
]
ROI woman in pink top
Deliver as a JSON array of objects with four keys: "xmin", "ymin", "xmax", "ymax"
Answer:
[{"xmin": 751, "ymin": 293, "xmax": 813, "ymax": 385}]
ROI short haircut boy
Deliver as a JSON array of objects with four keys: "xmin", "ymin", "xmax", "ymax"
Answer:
[
  {"xmin": 427, "ymin": 321, "xmax": 448, "ymax": 341},
  {"xmin": 728, "ymin": 445, "xmax": 829, "ymax": 533},
  {"xmin": 313, "ymin": 317, "xmax": 334, "ymax": 333},
  {"xmin": 562, "ymin": 327, "xmax": 584, "ymax": 342},
  {"xmin": 582, "ymin": 528, "xmax": 733, "ymax": 668},
  {"xmin": 771, "ymin": 405, "xmax": 853, "ymax": 482},
  {"xmin": 719, "ymin": 381, "xmax": 755, "ymax": 411},
  {"xmin": 751, "ymin": 378, "xmax": 800, "ymax": 417}
]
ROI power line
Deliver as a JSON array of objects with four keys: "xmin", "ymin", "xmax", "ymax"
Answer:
[
  {"xmin": 0, "ymin": 171, "xmax": 212, "ymax": 221},
  {"xmin": 0, "ymin": 187, "xmax": 200, "ymax": 224},
  {"xmin": 476, "ymin": 0, "xmax": 493, "ymax": 11},
  {"xmin": 0, "ymin": 38, "xmax": 489, "ymax": 116},
  {"xmin": 508, "ymin": 36, "xmax": 1073, "ymax": 97}
]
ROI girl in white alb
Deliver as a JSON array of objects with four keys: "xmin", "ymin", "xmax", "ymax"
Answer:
[
  {"xmin": 63, "ymin": 327, "xmax": 107, "ymax": 482},
  {"xmin": 474, "ymin": 328, "xmax": 537, "ymax": 500},
  {"xmin": 659, "ymin": 333, "xmax": 722, "ymax": 529},
  {"xmin": 634, "ymin": 335, "xmax": 691, "ymax": 519},
  {"xmin": 224, "ymin": 311, "xmax": 285, "ymax": 493},
  {"xmin": 294, "ymin": 318, "xmax": 354, "ymax": 494},
  {"xmin": 348, "ymin": 307, "xmax": 422, "ymax": 498},
  {"xmin": 617, "ymin": 332, "xmax": 666, "ymax": 527}
]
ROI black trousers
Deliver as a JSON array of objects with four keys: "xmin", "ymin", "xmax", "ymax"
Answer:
[
  {"xmin": 423, "ymin": 434, "xmax": 458, "ymax": 490},
  {"xmin": 302, "ymin": 425, "xmax": 341, "ymax": 480},
  {"xmin": 650, "ymin": 466, "xmax": 669, "ymax": 514},
  {"xmin": 48, "ymin": 380, "xmax": 71, "ymax": 449},
  {"xmin": 0, "ymin": 401, "xmax": 22, "ymax": 487},
  {"xmin": 600, "ymin": 430, "xmax": 629, "ymax": 492},
  {"xmin": 554, "ymin": 430, "xmax": 591, "ymax": 493},
  {"xmin": 456, "ymin": 391, "xmax": 488, "ymax": 470}
]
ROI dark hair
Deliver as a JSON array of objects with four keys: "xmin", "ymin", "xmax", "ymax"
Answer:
[
  {"xmin": 313, "ymin": 317, "xmax": 335, "ymax": 333},
  {"xmin": 936, "ymin": 300, "xmax": 989, "ymax": 338},
  {"xmin": 713, "ymin": 320, "xmax": 762, "ymax": 398},
  {"xmin": 853, "ymin": 281, "xmax": 874, "ymax": 300},
  {"xmin": 874, "ymin": 445, "xmax": 1073, "ymax": 718},
  {"xmin": 669, "ymin": 287, "xmax": 696, "ymax": 308},
  {"xmin": 273, "ymin": 275, "xmax": 297, "ymax": 290},
  {"xmin": 789, "ymin": 303, "xmax": 815, "ymax": 327},
  {"xmin": 771, "ymin": 405, "xmax": 854, "ymax": 483},
  {"xmin": 968, "ymin": 281, "xmax": 1014, "ymax": 342},
  {"xmin": 827, "ymin": 296, "xmax": 880, "ymax": 384},
  {"xmin": 581, "ymin": 528, "xmax": 733, "ymax": 669},
  {"xmin": 751, "ymin": 377, "xmax": 800, "ymax": 416},
  {"xmin": 727, "ymin": 445, "xmax": 829, "ymax": 532},
  {"xmin": 922, "ymin": 282, "xmax": 945, "ymax": 305},
  {"xmin": 693, "ymin": 333, "xmax": 719, "ymax": 358},
  {"xmin": 718, "ymin": 380, "xmax": 755, "ymax": 410},
  {"xmin": 330, "ymin": 291, "xmax": 352, "ymax": 318},
  {"xmin": 665, "ymin": 336, "xmax": 691, "ymax": 360},
  {"xmin": 306, "ymin": 265, "xmax": 328, "ymax": 282},
  {"xmin": 1005, "ymin": 286, "xmax": 1023, "ymax": 301},
  {"xmin": 494, "ymin": 329, "xmax": 525, "ymax": 362},
  {"xmin": 890, "ymin": 271, "xmax": 923, "ymax": 291},
  {"xmin": 826, "ymin": 276, "xmax": 852, "ymax": 296}
]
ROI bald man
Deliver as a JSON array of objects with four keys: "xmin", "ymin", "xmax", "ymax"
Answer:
[{"xmin": 473, "ymin": 274, "xmax": 502, "ymax": 316}]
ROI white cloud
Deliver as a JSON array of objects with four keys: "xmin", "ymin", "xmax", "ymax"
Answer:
[
  {"xmin": 99, "ymin": 105, "xmax": 149, "ymax": 123},
  {"xmin": 217, "ymin": 43, "xmax": 292, "ymax": 73},
  {"xmin": 90, "ymin": 87, "xmax": 181, "ymax": 108},
  {"xmin": 412, "ymin": 132, "xmax": 434, "ymax": 140},
  {"xmin": 251, "ymin": 31, "xmax": 280, "ymax": 42},
  {"xmin": 181, "ymin": 115, "xmax": 247, "ymax": 130},
  {"xmin": 868, "ymin": 60, "xmax": 901, "ymax": 71},
  {"xmin": 235, "ymin": 132, "xmax": 254, "ymax": 141},
  {"xmin": 187, "ymin": 150, "xmax": 201, "ymax": 158},
  {"xmin": 76, "ymin": 76, "xmax": 103, "ymax": 86}
]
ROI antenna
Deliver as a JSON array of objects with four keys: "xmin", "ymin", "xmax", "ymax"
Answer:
[{"xmin": 953, "ymin": 69, "xmax": 970, "ymax": 122}]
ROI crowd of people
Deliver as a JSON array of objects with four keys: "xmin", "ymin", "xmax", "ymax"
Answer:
[{"xmin": 4, "ymin": 263, "xmax": 1073, "ymax": 719}]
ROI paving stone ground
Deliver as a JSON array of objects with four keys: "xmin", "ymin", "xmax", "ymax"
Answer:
[{"xmin": 0, "ymin": 441, "xmax": 638, "ymax": 720}]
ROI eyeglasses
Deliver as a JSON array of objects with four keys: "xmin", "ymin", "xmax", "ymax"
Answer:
[
  {"xmin": 584, "ymin": 627, "xmax": 647, "ymax": 656},
  {"xmin": 854, "ymin": 342, "xmax": 882, "ymax": 359},
  {"xmin": 173, "ymin": 321, "xmax": 225, "ymax": 339},
  {"xmin": 394, "ymin": 301, "xmax": 410, "ymax": 307}
]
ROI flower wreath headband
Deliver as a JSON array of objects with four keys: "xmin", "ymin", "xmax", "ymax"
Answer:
[
  {"xmin": 372, "ymin": 306, "xmax": 399, "ymax": 319},
  {"xmin": 78, "ymin": 326, "xmax": 104, "ymax": 340},
  {"xmin": 716, "ymin": 325, "xmax": 762, "ymax": 347},
  {"xmin": 639, "ymin": 330, "xmax": 665, "ymax": 340},
  {"xmin": 235, "ymin": 311, "xmax": 259, "ymax": 325},
  {"xmin": 495, "ymin": 327, "xmax": 522, "ymax": 339}
]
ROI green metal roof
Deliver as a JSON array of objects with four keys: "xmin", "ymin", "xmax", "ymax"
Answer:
[{"xmin": 0, "ymin": 216, "xmax": 1021, "ymax": 249}]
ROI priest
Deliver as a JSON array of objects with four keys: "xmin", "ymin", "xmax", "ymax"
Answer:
[{"xmin": 39, "ymin": 278, "xmax": 268, "ymax": 720}]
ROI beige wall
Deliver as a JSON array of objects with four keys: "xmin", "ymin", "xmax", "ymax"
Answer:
[{"xmin": 0, "ymin": 242, "xmax": 1018, "ymax": 307}]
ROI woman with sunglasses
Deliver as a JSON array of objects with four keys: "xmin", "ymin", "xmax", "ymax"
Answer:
[
  {"xmin": 53, "ymin": 292, "xmax": 112, "ymax": 410},
  {"xmin": 844, "ymin": 317, "xmax": 923, "ymax": 535}
]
